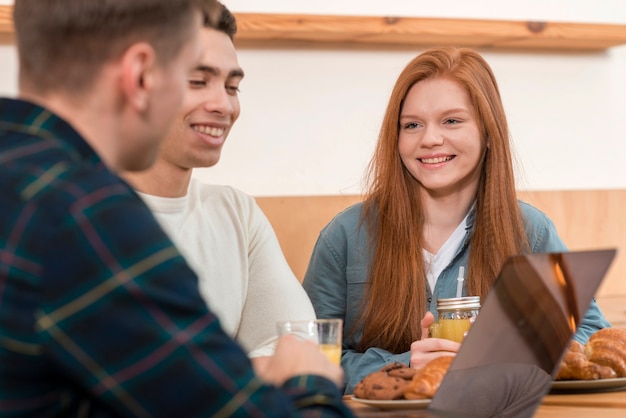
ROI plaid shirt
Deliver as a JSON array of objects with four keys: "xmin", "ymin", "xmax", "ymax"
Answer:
[{"xmin": 0, "ymin": 98, "xmax": 353, "ymax": 418}]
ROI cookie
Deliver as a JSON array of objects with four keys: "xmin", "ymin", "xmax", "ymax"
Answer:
[
  {"xmin": 380, "ymin": 361, "xmax": 407, "ymax": 372},
  {"xmin": 388, "ymin": 366, "xmax": 418, "ymax": 380},
  {"xmin": 353, "ymin": 370, "xmax": 409, "ymax": 400}
]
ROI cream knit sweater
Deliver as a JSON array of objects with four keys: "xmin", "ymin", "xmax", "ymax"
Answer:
[{"xmin": 137, "ymin": 179, "xmax": 316, "ymax": 357}]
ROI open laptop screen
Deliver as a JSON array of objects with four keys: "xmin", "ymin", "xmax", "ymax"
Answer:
[{"xmin": 428, "ymin": 249, "xmax": 616, "ymax": 418}]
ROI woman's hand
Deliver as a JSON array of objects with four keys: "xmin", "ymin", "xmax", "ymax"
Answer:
[{"xmin": 409, "ymin": 311, "xmax": 460, "ymax": 369}]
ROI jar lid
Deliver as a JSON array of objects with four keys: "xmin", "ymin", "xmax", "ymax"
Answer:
[{"xmin": 436, "ymin": 296, "xmax": 481, "ymax": 310}]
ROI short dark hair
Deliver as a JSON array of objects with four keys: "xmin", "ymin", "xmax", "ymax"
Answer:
[
  {"xmin": 14, "ymin": 0, "xmax": 218, "ymax": 94},
  {"xmin": 212, "ymin": 2, "xmax": 237, "ymax": 40}
]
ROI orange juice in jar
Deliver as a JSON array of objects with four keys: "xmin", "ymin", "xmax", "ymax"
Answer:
[{"xmin": 429, "ymin": 296, "xmax": 480, "ymax": 343}]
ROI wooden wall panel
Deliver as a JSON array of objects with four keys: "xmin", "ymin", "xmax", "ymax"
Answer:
[
  {"xmin": 257, "ymin": 189, "xmax": 626, "ymax": 324},
  {"xmin": 256, "ymin": 190, "xmax": 625, "ymax": 297},
  {"xmin": 256, "ymin": 194, "xmax": 362, "ymax": 282},
  {"xmin": 517, "ymin": 190, "xmax": 625, "ymax": 297}
]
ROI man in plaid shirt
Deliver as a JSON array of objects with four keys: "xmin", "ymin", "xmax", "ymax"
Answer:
[{"xmin": 0, "ymin": 0, "xmax": 351, "ymax": 416}]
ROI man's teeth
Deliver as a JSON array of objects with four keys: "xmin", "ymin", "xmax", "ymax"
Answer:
[
  {"xmin": 421, "ymin": 156, "xmax": 452, "ymax": 164},
  {"xmin": 193, "ymin": 126, "xmax": 224, "ymax": 137}
]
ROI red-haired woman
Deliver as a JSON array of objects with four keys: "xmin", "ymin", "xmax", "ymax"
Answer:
[{"xmin": 303, "ymin": 47, "xmax": 610, "ymax": 394}]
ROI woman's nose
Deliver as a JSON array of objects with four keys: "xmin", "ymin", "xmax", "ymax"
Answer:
[{"xmin": 421, "ymin": 125, "xmax": 444, "ymax": 147}]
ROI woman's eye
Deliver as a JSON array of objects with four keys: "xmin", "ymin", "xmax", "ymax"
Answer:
[
  {"xmin": 444, "ymin": 118, "xmax": 460, "ymax": 125},
  {"xmin": 403, "ymin": 122, "xmax": 420, "ymax": 129}
]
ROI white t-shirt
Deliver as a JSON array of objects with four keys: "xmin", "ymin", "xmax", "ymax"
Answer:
[
  {"xmin": 137, "ymin": 179, "xmax": 316, "ymax": 357},
  {"xmin": 423, "ymin": 212, "xmax": 469, "ymax": 294}
]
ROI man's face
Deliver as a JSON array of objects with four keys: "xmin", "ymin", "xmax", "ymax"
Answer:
[
  {"xmin": 119, "ymin": 15, "xmax": 204, "ymax": 172},
  {"xmin": 158, "ymin": 27, "xmax": 243, "ymax": 171}
]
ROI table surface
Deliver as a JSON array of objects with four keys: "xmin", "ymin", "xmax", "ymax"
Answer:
[
  {"xmin": 542, "ymin": 389, "xmax": 626, "ymax": 408},
  {"xmin": 345, "ymin": 388, "xmax": 626, "ymax": 417}
]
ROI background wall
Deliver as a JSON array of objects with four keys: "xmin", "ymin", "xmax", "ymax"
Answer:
[
  {"xmin": 218, "ymin": 0, "xmax": 626, "ymax": 196},
  {"xmin": 1, "ymin": 0, "xmax": 625, "ymax": 196},
  {"xmin": 1, "ymin": 1, "xmax": 624, "ymax": 313}
]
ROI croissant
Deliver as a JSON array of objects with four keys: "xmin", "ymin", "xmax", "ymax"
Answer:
[
  {"xmin": 555, "ymin": 339, "xmax": 616, "ymax": 380},
  {"xmin": 555, "ymin": 328, "xmax": 626, "ymax": 380},
  {"xmin": 404, "ymin": 356, "xmax": 453, "ymax": 400},
  {"xmin": 585, "ymin": 328, "xmax": 626, "ymax": 377}
]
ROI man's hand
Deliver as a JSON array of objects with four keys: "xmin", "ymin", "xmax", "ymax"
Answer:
[{"xmin": 257, "ymin": 335, "xmax": 344, "ymax": 387}]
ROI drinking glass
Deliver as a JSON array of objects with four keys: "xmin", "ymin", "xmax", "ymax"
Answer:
[{"xmin": 276, "ymin": 318, "xmax": 343, "ymax": 365}]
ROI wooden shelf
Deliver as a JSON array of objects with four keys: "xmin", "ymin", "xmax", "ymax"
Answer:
[
  {"xmin": 0, "ymin": 5, "xmax": 11, "ymax": 40},
  {"xmin": 2, "ymin": 5, "xmax": 626, "ymax": 50},
  {"xmin": 234, "ymin": 13, "xmax": 626, "ymax": 51}
]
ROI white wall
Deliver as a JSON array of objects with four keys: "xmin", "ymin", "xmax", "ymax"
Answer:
[
  {"xmin": 1, "ymin": 1, "xmax": 625, "ymax": 196},
  {"xmin": 0, "ymin": 0, "xmax": 17, "ymax": 98}
]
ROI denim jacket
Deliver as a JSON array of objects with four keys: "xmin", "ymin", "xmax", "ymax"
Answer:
[{"xmin": 302, "ymin": 200, "xmax": 611, "ymax": 394}]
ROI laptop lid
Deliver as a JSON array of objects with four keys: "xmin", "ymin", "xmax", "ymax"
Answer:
[{"xmin": 428, "ymin": 249, "xmax": 616, "ymax": 418}]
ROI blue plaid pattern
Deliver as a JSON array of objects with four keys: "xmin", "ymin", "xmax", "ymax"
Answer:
[{"xmin": 0, "ymin": 98, "xmax": 352, "ymax": 417}]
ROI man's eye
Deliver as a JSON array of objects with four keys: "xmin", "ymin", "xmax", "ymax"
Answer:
[
  {"xmin": 226, "ymin": 86, "xmax": 240, "ymax": 94},
  {"xmin": 189, "ymin": 80, "xmax": 206, "ymax": 87}
]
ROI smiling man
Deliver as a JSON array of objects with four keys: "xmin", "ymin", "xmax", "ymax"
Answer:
[
  {"xmin": 123, "ymin": 3, "xmax": 317, "ymax": 371},
  {"xmin": 1, "ymin": 0, "xmax": 352, "ymax": 416}
]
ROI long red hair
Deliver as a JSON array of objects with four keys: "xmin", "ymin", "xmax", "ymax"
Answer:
[{"xmin": 357, "ymin": 47, "xmax": 528, "ymax": 353}]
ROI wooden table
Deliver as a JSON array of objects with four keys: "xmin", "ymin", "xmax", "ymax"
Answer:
[
  {"xmin": 542, "ymin": 390, "xmax": 626, "ymax": 408},
  {"xmin": 345, "ymin": 389, "xmax": 626, "ymax": 417},
  {"xmin": 534, "ymin": 404, "xmax": 626, "ymax": 417}
]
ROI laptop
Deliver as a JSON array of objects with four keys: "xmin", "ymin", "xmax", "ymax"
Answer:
[{"xmin": 425, "ymin": 249, "xmax": 617, "ymax": 418}]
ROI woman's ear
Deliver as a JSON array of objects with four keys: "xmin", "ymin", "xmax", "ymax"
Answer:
[{"xmin": 119, "ymin": 42, "xmax": 156, "ymax": 112}]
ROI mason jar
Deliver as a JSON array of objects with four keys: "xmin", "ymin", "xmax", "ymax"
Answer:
[{"xmin": 430, "ymin": 296, "xmax": 481, "ymax": 342}]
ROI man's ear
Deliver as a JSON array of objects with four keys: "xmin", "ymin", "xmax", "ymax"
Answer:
[{"xmin": 120, "ymin": 42, "xmax": 157, "ymax": 112}]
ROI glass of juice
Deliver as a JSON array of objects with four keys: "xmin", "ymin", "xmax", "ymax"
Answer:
[
  {"xmin": 276, "ymin": 319, "xmax": 342, "ymax": 365},
  {"xmin": 429, "ymin": 296, "xmax": 480, "ymax": 343}
]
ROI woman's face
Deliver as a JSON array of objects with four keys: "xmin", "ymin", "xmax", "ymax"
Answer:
[{"xmin": 398, "ymin": 77, "xmax": 486, "ymax": 199}]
